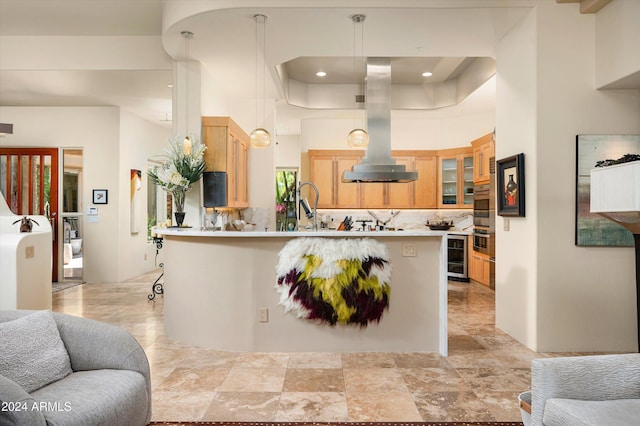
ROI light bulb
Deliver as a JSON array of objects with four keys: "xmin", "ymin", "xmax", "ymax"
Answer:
[
  {"xmin": 250, "ymin": 128, "xmax": 272, "ymax": 148},
  {"xmin": 347, "ymin": 128, "xmax": 369, "ymax": 148}
]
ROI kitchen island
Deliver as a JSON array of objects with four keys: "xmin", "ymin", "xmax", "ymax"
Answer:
[{"xmin": 154, "ymin": 229, "xmax": 451, "ymax": 355}]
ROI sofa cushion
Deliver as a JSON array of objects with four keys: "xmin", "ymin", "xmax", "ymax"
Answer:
[
  {"xmin": 30, "ymin": 369, "xmax": 149, "ymax": 426},
  {"xmin": 544, "ymin": 398, "xmax": 640, "ymax": 426},
  {"xmin": 0, "ymin": 311, "xmax": 72, "ymax": 393}
]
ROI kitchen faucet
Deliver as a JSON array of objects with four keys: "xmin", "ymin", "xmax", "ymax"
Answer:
[{"xmin": 297, "ymin": 181, "xmax": 319, "ymax": 231}]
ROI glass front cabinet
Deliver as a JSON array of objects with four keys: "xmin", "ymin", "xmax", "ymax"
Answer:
[{"xmin": 438, "ymin": 149, "xmax": 473, "ymax": 209}]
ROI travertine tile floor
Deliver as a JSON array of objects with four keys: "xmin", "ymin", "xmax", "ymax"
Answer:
[{"xmin": 51, "ymin": 272, "xmax": 552, "ymax": 422}]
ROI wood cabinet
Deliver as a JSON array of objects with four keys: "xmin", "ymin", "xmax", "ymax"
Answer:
[
  {"xmin": 202, "ymin": 116, "xmax": 250, "ymax": 208},
  {"xmin": 469, "ymin": 249, "xmax": 494, "ymax": 289},
  {"xmin": 361, "ymin": 156, "xmax": 414, "ymax": 208},
  {"xmin": 309, "ymin": 150, "xmax": 361, "ymax": 209},
  {"xmin": 471, "ymin": 132, "xmax": 495, "ymax": 183},
  {"xmin": 412, "ymin": 154, "xmax": 438, "ymax": 208},
  {"xmin": 437, "ymin": 148, "xmax": 474, "ymax": 209},
  {"xmin": 308, "ymin": 150, "xmax": 437, "ymax": 209}
]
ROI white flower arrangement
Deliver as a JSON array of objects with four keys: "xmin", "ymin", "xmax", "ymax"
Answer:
[{"xmin": 148, "ymin": 136, "xmax": 206, "ymax": 212}]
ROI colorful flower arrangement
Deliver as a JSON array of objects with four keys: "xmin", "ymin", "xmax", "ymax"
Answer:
[{"xmin": 148, "ymin": 136, "xmax": 206, "ymax": 212}]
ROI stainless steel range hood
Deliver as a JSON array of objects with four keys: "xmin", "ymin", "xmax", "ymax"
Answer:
[{"xmin": 343, "ymin": 57, "xmax": 418, "ymax": 183}]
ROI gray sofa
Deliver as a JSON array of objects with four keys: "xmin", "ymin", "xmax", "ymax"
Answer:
[
  {"xmin": 0, "ymin": 310, "xmax": 151, "ymax": 426},
  {"xmin": 531, "ymin": 353, "xmax": 640, "ymax": 426}
]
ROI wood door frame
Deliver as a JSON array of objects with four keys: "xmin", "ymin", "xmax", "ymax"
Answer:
[{"xmin": 0, "ymin": 147, "xmax": 59, "ymax": 281}]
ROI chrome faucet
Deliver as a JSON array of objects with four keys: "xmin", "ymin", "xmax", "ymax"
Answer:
[{"xmin": 297, "ymin": 181, "xmax": 319, "ymax": 231}]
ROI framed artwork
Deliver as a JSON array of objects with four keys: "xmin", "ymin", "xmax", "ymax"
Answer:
[
  {"xmin": 575, "ymin": 134, "xmax": 640, "ymax": 246},
  {"xmin": 497, "ymin": 153, "xmax": 525, "ymax": 217},
  {"xmin": 93, "ymin": 189, "xmax": 108, "ymax": 205}
]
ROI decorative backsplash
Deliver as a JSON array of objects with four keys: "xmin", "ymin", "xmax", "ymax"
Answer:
[{"xmin": 210, "ymin": 207, "xmax": 473, "ymax": 232}]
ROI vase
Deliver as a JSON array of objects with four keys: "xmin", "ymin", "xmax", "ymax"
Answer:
[
  {"xmin": 505, "ymin": 174, "xmax": 518, "ymax": 206},
  {"xmin": 174, "ymin": 212, "xmax": 186, "ymax": 227}
]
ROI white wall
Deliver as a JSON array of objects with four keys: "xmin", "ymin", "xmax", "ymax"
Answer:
[
  {"xmin": 0, "ymin": 106, "xmax": 121, "ymax": 283},
  {"xmin": 534, "ymin": 3, "xmax": 640, "ymax": 352},
  {"xmin": 495, "ymin": 7, "xmax": 539, "ymax": 349},
  {"xmin": 119, "ymin": 110, "xmax": 171, "ymax": 281},
  {"xmin": 300, "ymin": 110, "xmax": 495, "ymax": 152},
  {"xmin": 0, "ymin": 106, "xmax": 170, "ymax": 283},
  {"xmin": 496, "ymin": 2, "xmax": 640, "ymax": 352},
  {"xmin": 595, "ymin": 0, "xmax": 640, "ymax": 89},
  {"xmin": 275, "ymin": 134, "xmax": 301, "ymax": 169}
]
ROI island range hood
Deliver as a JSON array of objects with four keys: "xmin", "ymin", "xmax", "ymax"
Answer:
[{"xmin": 343, "ymin": 57, "xmax": 418, "ymax": 183}]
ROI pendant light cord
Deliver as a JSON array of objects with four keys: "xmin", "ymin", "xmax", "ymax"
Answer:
[
  {"xmin": 255, "ymin": 17, "xmax": 259, "ymax": 129},
  {"xmin": 181, "ymin": 31, "xmax": 193, "ymax": 139}
]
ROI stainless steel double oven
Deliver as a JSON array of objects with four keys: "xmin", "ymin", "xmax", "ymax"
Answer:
[{"xmin": 472, "ymin": 159, "xmax": 496, "ymax": 258}]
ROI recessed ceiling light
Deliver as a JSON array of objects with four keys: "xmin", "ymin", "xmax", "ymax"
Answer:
[
  {"xmin": 167, "ymin": 84, "xmax": 173, "ymax": 88},
  {"xmin": 316, "ymin": 71, "xmax": 327, "ymax": 77},
  {"xmin": 422, "ymin": 71, "xmax": 433, "ymax": 77}
]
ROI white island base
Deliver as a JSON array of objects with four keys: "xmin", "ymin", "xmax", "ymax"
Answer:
[{"xmin": 158, "ymin": 230, "xmax": 449, "ymax": 355}]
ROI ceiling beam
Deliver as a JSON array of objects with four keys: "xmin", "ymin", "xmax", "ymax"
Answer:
[{"xmin": 556, "ymin": 0, "xmax": 613, "ymax": 14}]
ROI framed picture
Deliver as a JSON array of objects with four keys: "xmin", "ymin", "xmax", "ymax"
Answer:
[
  {"xmin": 93, "ymin": 189, "xmax": 108, "ymax": 205},
  {"xmin": 575, "ymin": 134, "xmax": 640, "ymax": 246},
  {"xmin": 497, "ymin": 153, "xmax": 525, "ymax": 217}
]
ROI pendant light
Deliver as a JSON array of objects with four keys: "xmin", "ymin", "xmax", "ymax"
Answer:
[
  {"xmin": 181, "ymin": 30, "xmax": 194, "ymax": 155},
  {"xmin": 250, "ymin": 14, "xmax": 271, "ymax": 148},
  {"xmin": 347, "ymin": 14, "xmax": 369, "ymax": 149}
]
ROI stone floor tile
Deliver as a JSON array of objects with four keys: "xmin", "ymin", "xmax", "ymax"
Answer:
[{"xmin": 276, "ymin": 392, "xmax": 349, "ymax": 422}]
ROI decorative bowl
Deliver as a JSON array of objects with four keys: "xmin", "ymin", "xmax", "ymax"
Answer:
[{"xmin": 426, "ymin": 220, "xmax": 453, "ymax": 230}]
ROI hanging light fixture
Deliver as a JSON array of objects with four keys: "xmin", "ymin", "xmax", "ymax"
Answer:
[
  {"xmin": 250, "ymin": 14, "xmax": 271, "ymax": 148},
  {"xmin": 347, "ymin": 14, "xmax": 369, "ymax": 149},
  {"xmin": 181, "ymin": 31, "xmax": 194, "ymax": 155}
]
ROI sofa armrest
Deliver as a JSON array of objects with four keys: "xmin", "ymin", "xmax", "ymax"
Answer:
[
  {"xmin": 531, "ymin": 354, "xmax": 640, "ymax": 426},
  {"xmin": 51, "ymin": 312, "xmax": 152, "ymax": 423},
  {"xmin": 0, "ymin": 374, "xmax": 47, "ymax": 426}
]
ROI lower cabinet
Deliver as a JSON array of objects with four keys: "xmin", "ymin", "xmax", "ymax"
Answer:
[{"xmin": 469, "ymin": 249, "xmax": 494, "ymax": 289}]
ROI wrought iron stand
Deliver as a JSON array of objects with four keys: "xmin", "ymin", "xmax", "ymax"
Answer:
[{"xmin": 148, "ymin": 236, "xmax": 164, "ymax": 300}]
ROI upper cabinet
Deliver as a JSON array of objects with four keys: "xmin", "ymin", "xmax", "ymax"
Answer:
[
  {"xmin": 412, "ymin": 154, "xmax": 438, "ymax": 209},
  {"xmin": 202, "ymin": 116, "xmax": 250, "ymax": 208},
  {"xmin": 308, "ymin": 150, "xmax": 437, "ymax": 209},
  {"xmin": 309, "ymin": 150, "xmax": 361, "ymax": 209},
  {"xmin": 437, "ymin": 148, "xmax": 474, "ymax": 209},
  {"xmin": 471, "ymin": 132, "xmax": 495, "ymax": 184}
]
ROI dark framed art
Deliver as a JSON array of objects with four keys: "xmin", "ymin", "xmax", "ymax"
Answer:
[
  {"xmin": 93, "ymin": 189, "xmax": 108, "ymax": 204},
  {"xmin": 575, "ymin": 134, "xmax": 640, "ymax": 247},
  {"xmin": 497, "ymin": 153, "xmax": 525, "ymax": 217}
]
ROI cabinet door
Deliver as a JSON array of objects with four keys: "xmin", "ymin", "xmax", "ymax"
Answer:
[
  {"xmin": 461, "ymin": 155, "xmax": 474, "ymax": 207},
  {"xmin": 362, "ymin": 182, "xmax": 386, "ymax": 208},
  {"xmin": 413, "ymin": 156, "xmax": 437, "ymax": 208},
  {"xmin": 387, "ymin": 157, "xmax": 413, "ymax": 208},
  {"xmin": 335, "ymin": 156, "xmax": 360, "ymax": 208},
  {"xmin": 481, "ymin": 256, "xmax": 491, "ymax": 286},
  {"xmin": 236, "ymin": 138, "xmax": 249, "ymax": 207},
  {"xmin": 310, "ymin": 155, "xmax": 336, "ymax": 208},
  {"xmin": 439, "ymin": 156, "xmax": 459, "ymax": 207}
]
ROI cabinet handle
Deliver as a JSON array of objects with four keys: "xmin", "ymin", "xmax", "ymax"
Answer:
[{"xmin": 333, "ymin": 160, "xmax": 337, "ymax": 206}]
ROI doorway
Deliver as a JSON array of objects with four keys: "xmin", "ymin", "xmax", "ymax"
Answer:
[
  {"xmin": 0, "ymin": 148, "xmax": 59, "ymax": 281},
  {"xmin": 62, "ymin": 149, "xmax": 83, "ymax": 281},
  {"xmin": 275, "ymin": 168, "xmax": 298, "ymax": 231}
]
